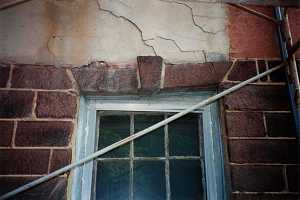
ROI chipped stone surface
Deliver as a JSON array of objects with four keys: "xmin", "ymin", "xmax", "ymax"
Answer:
[
  {"xmin": 72, "ymin": 61, "xmax": 138, "ymax": 93},
  {"xmin": 164, "ymin": 62, "xmax": 231, "ymax": 88},
  {"xmin": 137, "ymin": 56, "xmax": 163, "ymax": 91},
  {"xmin": 0, "ymin": 0, "xmax": 229, "ymax": 65}
]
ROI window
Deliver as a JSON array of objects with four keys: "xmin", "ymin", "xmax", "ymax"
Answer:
[
  {"xmin": 72, "ymin": 91, "xmax": 227, "ymax": 200},
  {"xmin": 95, "ymin": 112, "xmax": 204, "ymax": 200}
]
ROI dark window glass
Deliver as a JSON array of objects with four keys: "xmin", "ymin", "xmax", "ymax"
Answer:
[
  {"xmin": 98, "ymin": 115, "xmax": 130, "ymax": 158},
  {"xmin": 133, "ymin": 161, "xmax": 166, "ymax": 200},
  {"xmin": 169, "ymin": 114, "xmax": 200, "ymax": 156},
  {"xmin": 170, "ymin": 160, "xmax": 204, "ymax": 200},
  {"xmin": 96, "ymin": 112, "xmax": 205, "ymax": 200},
  {"xmin": 134, "ymin": 114, "xmax": 165, "ymax": 157},
  {"xmin": 95, "ymin": 161, "xmax": 130, "ymax": 200}
]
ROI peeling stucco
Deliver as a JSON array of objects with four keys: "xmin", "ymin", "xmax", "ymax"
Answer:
[{"xmin": 0, "ymin": 0, "xmax": 229, "ymax": 66}]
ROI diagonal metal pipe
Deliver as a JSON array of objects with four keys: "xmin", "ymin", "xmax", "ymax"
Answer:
[
  {"xmin": 228, "ymin": 3, "xmax": 278, "ymax": 24},
  {"xmin": 0, "ymin": 0, "xmax": 32, "ymax": 10}
]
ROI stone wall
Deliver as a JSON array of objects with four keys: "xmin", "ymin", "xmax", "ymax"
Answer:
[
  {"xmin": 222, "ymin": 61, "xmax": 299, "ymax": 200},
  {"xmin": 0, "ymin": 63, "xmax": 77, "ymax": 199},
  {"xmin": 1, "ymin": 57, "xmax": 299, "ymax": 199}
]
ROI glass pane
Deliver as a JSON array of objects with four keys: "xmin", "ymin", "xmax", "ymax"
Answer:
[
  {"xmin": 98, "ymin": 115, "xmax": 130, "ymax": 158},
  {"xmin": 133, "ymin": 160, "xmax": 166, "ymax": 200},
  {"xmin": 169, "ymin": 114, "xmax": 200, "ymax": 156},
  {"xmin": 170, "ymin": 160, "xmax": 204, "ymax": 200},
  {"xmin": 134, "ymin": 114, "xmax": 165, "ymax": 157},
  {"xmin": 95, "ymin": 161, "xmax": 130, "ymax": 200}
]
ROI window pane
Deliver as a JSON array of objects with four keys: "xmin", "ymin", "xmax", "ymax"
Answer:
[
  {"xmin": 95, "ymin": 161, "xmax": 130, "ymax": 200},
  {"xmin": 98, "ymin": 115, "xmax": 130, "ymax": 158},
  {"xmin": 134, "ymin": 114, "xmax": 165, "ymax": 157},
  {"xmin": 170, "ymin": 160, "xmax": 204, "ymax": 200},
  {"xmin": 169, "ymin": 114, "xmax": 200, "ymax": 156},
  {"xmin": 133, "ymin": 160, "xmax": 166, "ymax": 200}
]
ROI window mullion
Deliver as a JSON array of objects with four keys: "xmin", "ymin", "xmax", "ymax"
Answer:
[
  {"xmin": 129, "ymin": 113, "xmax": 134, "ymax": 200},
  {"xmin": 164, "ymin": 114, "xmax": 171, "ymax": 200},
  {"xmin": 198, "ymin": 115, "xmax": 204, "ymax": 159},
  {"xmin": 199, "ymin": 114, "xmax": 207, "ymax": 200}
]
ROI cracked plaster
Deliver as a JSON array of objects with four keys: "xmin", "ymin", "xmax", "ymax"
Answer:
[{"xmin": 0, "ymin": 0, "xmax": 229, "ymax": 66}]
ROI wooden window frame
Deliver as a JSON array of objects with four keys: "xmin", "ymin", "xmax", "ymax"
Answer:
[{"xmin": 71, "ymin": 91, "xmax": 227, "ymax": 200}]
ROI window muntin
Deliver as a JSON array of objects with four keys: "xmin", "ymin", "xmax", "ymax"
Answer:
[{"xmin": 94, "ymin": 112, "xmax": 205, "ymax": 200}]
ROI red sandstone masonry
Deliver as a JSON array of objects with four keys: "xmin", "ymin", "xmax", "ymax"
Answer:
[
  {"xmin": 0, "ymin": 176, "xmax": 67, "ymax": 200},
  {"xmin": 49, "ymin": 149, "xmax": 72, "ymax": 172},
  {"xmin": 164, "ymin": 62, "xmax": 231, "ymax": 88},
  {"xmin": 265, "ymin": 112, "xmax": 295, "ymax": 137},
  {"xmin": 228, "ymin": 61, "xmax": 257, "ymax": 81},
  {"xmin": 36, "ymin": 92, "xmax": 77, "ymax": 118},
  {"xmin": 72, "ymin": 60, "xmax": 233, "ymax": 92},
  {"xmin": 137, "ymin": 56, "xmax": 163, "ymax": 91},
  {"xmin": 72, "ymin": 61, "xmax": 138, "ymax": 94},
  {"xmin": 0, "ymin": 58, "xmax": 299, "ymax": 200},
  {"xmin": 257, "ymin": 60, "xmax": 268, "ymax": 81},
  {"xmin": 222, "ymin": 60, "xmax": 300, "ymax": 199},
  {"xmin": 226, "ymin": 112, "xmax": 265, "ymax": 137},
  {"xmin": 228, "ymin": 5, "xmax": 279, "ymax": 59},
  {"xmin": 267, "ymin": 60, "xmax": 286, "ymax": 82},
  {"xmin": 222, "ymin": 84, "xmax": 290, "ymax": 111},
  {"xmin": 0, "ymin": 63, "xmax": 77, "ymax": 199},
  {"xmin": 231, "ymin": 193, "xmax": 300, "ymax": 200},
  {"xmin": 0, "ymin": 64, "xmax": 10, "ymax": 88},
  {"xmin": 15, "ymin": 121, "xmax": 73, "ymax": 147},
  {"xmin": 11, "ymin": 65, "xmax": 73, "ymax": 90},
  {"xmin": 228, "ymin": 139, "xmax": 297, "ymax": 164},
  {"xmin": 231, "ymin": 165, "xmax": 285, "ymax": 192},
  {"xmin": 0, "ymin": 121, "xmax": 14, "ymax": 146},
  {"xmin": 255, "ymin": 59, "xmax": 287, "ymax": 83},
  {"xmin": 0, "ymin": 90, "xmax": 35, "ymax": 118},
  {"xmin": 286, "ymin": 165, "xmax": 300, "ymax": 192},
  {"xmin": 0, "ymin": 149, "xmax": 50, "ymax": 175},
  {"xmin": 288, "ymin": 8, "xmax": 300, "ymax": 58}
]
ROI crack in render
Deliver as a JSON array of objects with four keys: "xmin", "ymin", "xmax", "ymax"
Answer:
[
  {"xmin": 96, "ymin": 0, "xmax": 158, "ymax": 56},
  {"xmin": 193, "ymin": 16, "xmax": 226, "ymax": 34},
  {"xmin": 47, "ymin": 36, "xmax": 56, "ymax": 63},
  {"xmin": 156, "ymin": 36, "xmax": 206, "ymax": 63},
  {"xmin": 202, "ymin": 50, "xmax": 207, "ymax": 62},
  {"xmin": 170, "ymin": 0, "xmax": 220, "ymax": 3},
  {"xmin": 46, "ymin": 20, "xmax": 57, "ymax": 65},
  {"xmin": 158, "ymin": 0, "xmax": 223, "ymax": 35},
  {"xmin": 156, "ymin": 36, "xmax": 204, "ymax": 53}
]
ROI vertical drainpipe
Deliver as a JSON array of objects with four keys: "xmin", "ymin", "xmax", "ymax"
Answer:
[{"xmin": 274, "ymin": 7, "xmax": 300, "ymax": 160}]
